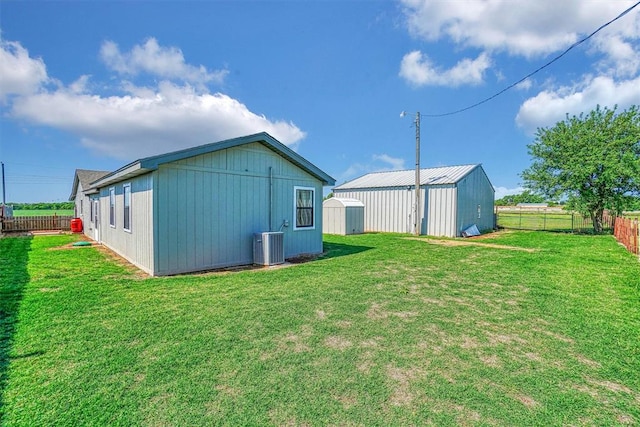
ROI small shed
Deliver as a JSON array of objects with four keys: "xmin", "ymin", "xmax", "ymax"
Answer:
[{"xmin": 323, "ymin": 197, "xmax": 364, "ymax": 235}]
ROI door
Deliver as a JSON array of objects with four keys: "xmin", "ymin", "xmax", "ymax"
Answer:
[{"xmin": 93, "ymin": 199, "xmax": 100, "ymax": 242}]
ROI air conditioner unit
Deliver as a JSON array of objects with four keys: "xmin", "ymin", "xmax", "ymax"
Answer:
[{"xmin": 253, "ymin": 232, "xmax": 284, "ymax": 266}]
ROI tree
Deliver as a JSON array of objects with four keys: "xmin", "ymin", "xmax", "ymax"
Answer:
[{"xmin": 521, "ymin": 105, "xmax": 640, "ymax": 233}]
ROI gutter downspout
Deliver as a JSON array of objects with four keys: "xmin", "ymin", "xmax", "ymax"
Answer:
[{"xmin": 269, "ymin": 166, "xmax": 273, "ymax": 232}]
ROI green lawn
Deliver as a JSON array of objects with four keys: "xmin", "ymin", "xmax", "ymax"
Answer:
[
  {"xmin": 11, "ymin": 209, "xmax": 74, "ymax": 217},
  {"xmin": 1, "ymin": 232, "xmax": 639, "ymax": 425}
]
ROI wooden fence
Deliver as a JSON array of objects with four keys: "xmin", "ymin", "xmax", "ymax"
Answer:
[
  {"xmin": 614, "ymin": 217, "xmax": 639, "ymax": 256},
  {"xmin": 1, "ymin": 215, "xmax": 73, "ymax": 232}
]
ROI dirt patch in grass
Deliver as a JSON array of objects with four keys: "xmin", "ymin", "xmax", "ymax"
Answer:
[
  {"xmin": 356, "ymin": 351, "xmax": 376, "ymax": 374},
  {"xmin": 324, "ymin": 335, "xmax": 353, "ymax": 351},
  {"xmin": 479, "ymin": 354, "xmax": 502, "ymax": 368},
  {"xmin": 333, "ymin": 393, "xmax": 358, "ymax": 409},
  {"xmin": 366, "ymin": 302, "xmax": 419, "ymax": 321},
  {"xmin": 513, "ymin": 393, "xmax": 539, "ymax": 409},
  {"xmin": 386, "ymin": 365, "xmax": 421, "ymax": 407},
  {"xmin": 406, "ymin": 237, "xmax": 537, "ymax": 252},
  {"xmin": 573, "ymin": 353, "xmax": 602, "ymax": 369}
]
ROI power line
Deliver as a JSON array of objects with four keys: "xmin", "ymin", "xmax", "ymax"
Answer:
[{"xmin": 421, "ymin": 0, "xmax": 640, "ymax": 118}]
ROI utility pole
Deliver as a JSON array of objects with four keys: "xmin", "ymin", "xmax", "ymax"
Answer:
[
  {"xmin": 414, "ymin": 112, "xmax": 421, "ymax": 235},
  {"xmin": 1, "ymin": 162, "xmax": 5, "ymax": 207}
]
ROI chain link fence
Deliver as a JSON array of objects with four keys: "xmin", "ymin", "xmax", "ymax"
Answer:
[{"xmin": 495, "ymin": 207, "xmax": 615, "ymax": 233}]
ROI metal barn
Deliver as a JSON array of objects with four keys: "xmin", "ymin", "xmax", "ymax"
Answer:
[
  {"xmin": 333, "ymin": 164, "xmax": 494, "ymax": 237},
  {"xmin": 322, "ymin": 197, "xmax": 365, "ymax": 235},
  {"xmin": 71, "ymin": 133, "xmax": 335, "ymax": 276}
]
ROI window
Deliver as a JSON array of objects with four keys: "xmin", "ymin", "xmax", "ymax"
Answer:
[
  {"xmin": 90, "ymin": 198, "xmax": 94, "ymax": 223},
  {"xmin": 123, "ymin": 183, "xmax": 131, "ymax": 232},
  {"xmin": 294, "ymin": 186, "xmax": 315, "ymax": 230},
  {"xmin": 109, "ymin": 187, "xmax": 116, "ymax": 227},
  {"xmin": 477, "ymin": 204, "xmax": 481, "ymax": 219}
]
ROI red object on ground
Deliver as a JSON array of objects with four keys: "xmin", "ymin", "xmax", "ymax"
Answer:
[{"xmin": 70, "ymin": 218, "xmax": 83, "ymax": 233}]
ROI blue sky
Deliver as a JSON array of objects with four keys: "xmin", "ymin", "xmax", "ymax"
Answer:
[{"xmin": 1, "ymin": 0, "xmax": 639, "ymax": 203}]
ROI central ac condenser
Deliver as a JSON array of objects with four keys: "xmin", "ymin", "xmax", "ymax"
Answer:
[{"xmin": 253, "ymin": 232, "xmax": 284, "ymax": 266}]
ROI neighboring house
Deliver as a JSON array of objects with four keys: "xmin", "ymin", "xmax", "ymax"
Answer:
[
  {"xmin": 69, "ymin": 169, "xmax": 111, "ymax": 234},
  {"xmin": 70, "ymin": 132, "xmax": 335, "ymax": 276},
  {"xmin": 333, "ymin": 164, "xmax": 494, "ymax": 237}
]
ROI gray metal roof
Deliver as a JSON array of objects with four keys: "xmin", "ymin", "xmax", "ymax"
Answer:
[
  {"xmin": 334, "ymin": 164, "xmax": 481, "ymax": 190},
  {"xmin": 91, "ymin": 132, "xmax": 335, "ymax": 188}
]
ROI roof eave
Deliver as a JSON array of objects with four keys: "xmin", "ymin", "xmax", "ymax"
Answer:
[{"xmin": 90, "ymin": 163, "xmax": 149, "ymax": 188}]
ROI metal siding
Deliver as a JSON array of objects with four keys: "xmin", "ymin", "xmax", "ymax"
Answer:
[
  {"xmin": 455, "ymin": 167, "xmax": 495, "ymax": 234},
  {"xmin": 97, "ymin": 174, "xmax": 154, "ymax": 274},
  {"xmin": 334, "ymin": 188, "xmax": 414, "ymax": 234},
  {"xmin": 427, "ymin": 185, "xmax": 457, "ymax": 237},
  {"xmin": 155, "ymin": 143, "xmax": 324, "ymax": 275}
]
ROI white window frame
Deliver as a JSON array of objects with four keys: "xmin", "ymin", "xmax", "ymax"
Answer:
[
  {"xmin": 109, "ymin": 187, "xmax": 116, "ymax": 228},
  {"xmin": 293, "ymin": 186, "xmax": 315, "ymax": 230},
  {"xmin": 123, "ymin": 183, "xmax": 132, "ymax": 232}
]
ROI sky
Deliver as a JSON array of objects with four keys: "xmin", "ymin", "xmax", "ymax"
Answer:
[{"xmin": 1, "ymin": 0, "xmax": 639, "ymax": 203}]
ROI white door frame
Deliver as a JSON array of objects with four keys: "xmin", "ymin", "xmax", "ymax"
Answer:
[{"xmin": 93, "ymin": 199, "xmax": 101, "ymax": 242}]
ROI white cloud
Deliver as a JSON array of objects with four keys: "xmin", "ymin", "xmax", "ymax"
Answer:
[
  {"xmin": 336, "ymin": 153, "xmax": 406, "ymax": 184},
  {"xmin": 100, "ymin": 38, "xmax": 228, "ymax": 87},
  {"xmin": 399, "ymin": 0, "xmax": 640, "ymax": 102},
  {"xmin": 400, "ymin": 0, "xmax": 638, "ymax": 58},
  {"xmin": 399, "ymin": 50, "xmax": 491, "ymax": 87},
  {"xmin": 2, "ymin": 36, "xmax": 304, "ymax": 160},
  {"xmin": 11, "ymin": 81, "xmax": 305, "ymax": 160},
  {"xmin": 372, "ymin": 154, "xmax": 405, "ymax": 170},
  {"xmin": 591, "ymin": 34, "xmax": 640, "ymax": 78},
  {"xmin": 515, "ymin": 75, "xmax": 640, "ymax": 133},
  {"xmin": 515, "ymin": 78, "xmax": 533, "ymax": 91},
  {"xmin": 0, "ymin": 40, "xmax": 48, "ymax": 101},
  {"xmin": 494, "ymin": 186, "xmax": 525, "ymax": 200}
]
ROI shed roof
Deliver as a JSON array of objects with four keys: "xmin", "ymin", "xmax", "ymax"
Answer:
[
  {"xmin": 69, "ymin": 169, "xmax": 111, "ymax": 200},
  {"xmin": 90, "ymin": 132, "xmax": 335, "ymax": 188},
  {"xmin": 334, "ymin": 164, "xmax": 481, "ymax": 190},
  {"xmin": 323, "ymin": 197, "xmax": 365, "ymax": 208}
]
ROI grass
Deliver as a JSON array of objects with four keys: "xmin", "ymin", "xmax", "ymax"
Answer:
[
  {"xmin": 11, "ymin": 209, "xmax": 74, "ymax": 217},
  {"xmin": 1, "ymin": 231, "xmax": 639, "ymax": 425}
]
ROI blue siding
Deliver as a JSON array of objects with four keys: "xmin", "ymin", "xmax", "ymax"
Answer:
[{"xmin": 155, "ymin": 142, "xmax": 323, "ymax": 275}]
